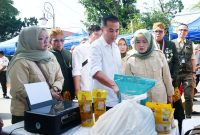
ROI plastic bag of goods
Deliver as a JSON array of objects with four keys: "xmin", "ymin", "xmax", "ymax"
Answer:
[
  {"xmin": 78, "ymin": 91, "xmax": 94, "ymax": 127},
  {"xmin": 114, "ymin": 74, "xmax": 156, "ymax": 105},
  {"xmin": 92, "ymin": 89, "xmax": 107, "ymax": 121},
  {"xmin": 89, "ymin": 98, "xmax": 157, "ymax": 135},
  {"xmin": 146, "ymin": 102, "xmax": 175, "ymax": 134}
]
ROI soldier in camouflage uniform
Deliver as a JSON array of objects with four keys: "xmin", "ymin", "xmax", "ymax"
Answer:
[{"xmin": 172, "ymin": 23, "xmax": 196, "ymax": 119}]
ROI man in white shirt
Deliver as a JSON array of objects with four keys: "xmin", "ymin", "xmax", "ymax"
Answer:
[
  {"xmin": 0, "ymin": 51, "xmax": 9, "ymax": 99},
  {"xmin": 90, "ymin": 15, "xmax": 121, "ymax": 110},
  {"xmin": 72, "ymin": 25, "xmax": 102, "ymax": 96}
]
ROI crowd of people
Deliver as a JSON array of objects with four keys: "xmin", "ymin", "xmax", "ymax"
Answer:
[{"xmin": 0, "ymin": 15, "xmax": 200, "ymax": 133}]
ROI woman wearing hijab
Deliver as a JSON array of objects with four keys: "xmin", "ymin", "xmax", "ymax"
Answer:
[
  {"xmin": 116, "ymin": 38, "xmax": 128, "ymax": 73},
  {"xmin": 116, "ymin": 38, "xmax": 128, "ymax": 59},
  {"xmin": 125, "ymin": 29, "xmax": 174, "ymax": 103},
  {"xmin": 7, "ymin": 26, "xmax": 64, "ymax": 124}
]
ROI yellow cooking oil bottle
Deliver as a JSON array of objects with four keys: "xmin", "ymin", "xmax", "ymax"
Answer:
[
  {"xmin": 92, "ymin": 89, "xmax": 107, "ymax": 121},
  {"xmin": 78, "ymin": 91, "xmax": 94, "ymax": 127}
]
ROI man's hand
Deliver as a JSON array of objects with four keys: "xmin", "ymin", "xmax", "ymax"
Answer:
[
  {"xmin": 93, "ymin": 71, "xmax": 119, "ymax": 95},
  {"xmin": 111, "ymin": 84, "xmax": 119, "ymax": 95}
]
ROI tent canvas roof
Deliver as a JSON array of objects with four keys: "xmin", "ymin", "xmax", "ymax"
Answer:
[
  {"xmin": 169, "ymin": 16, "xmax": 200, "ymax": 41},
  {"xmin": 188, "ymin": 17, "xmax": 200, "ymax": 31},
  {"xmin": 0, "ymin": 36, "xmax": 18, "ymax": 48}
]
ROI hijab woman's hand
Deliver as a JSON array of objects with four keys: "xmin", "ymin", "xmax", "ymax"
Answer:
[
  {"xmin": 51, "ymin": 87, "xmax": 62, "ymax": 100},
  {"xmin": 167, "ymin": 96, "xmax": 173, "ymax": 104}
]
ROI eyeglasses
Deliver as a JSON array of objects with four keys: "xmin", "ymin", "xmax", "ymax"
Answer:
[
  {"xmin": 153, "ymin": 30, "xmax": 164, "ymax": 33},
  {"xmin": 52, "ymin": 39, "xmax": 64, "ymax": 43},
  {"xmin": 178, "ymin": 29, "xmax": 188, "ymax": 32}
]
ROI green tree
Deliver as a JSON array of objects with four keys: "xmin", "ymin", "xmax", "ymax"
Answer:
[
  {"xmin": 0, "ymin": 0, "xmax": 23, "ymax": 41},
  {"xmin": 157, "ymin": 0, "xmax": 184, "ymax": 19},
  {"xmin": 132, "ymin": 0, "xmax": 184, "ymax": 31},
  {"xmin": 122, "ymin": 11, "xmax": 171, "ymax": 34},
  {"xmin": 140, "ymin": 11, "xmax": 171, "ymax": 30},
  {"xmin": 193, "ymin": 1, "xmax": 200, "ymax": 9},
  {"xmin": 79, "ymin": 0, "xmax": 139, "ymax": 30},
  {"xmin": 120, "ymin": 13, "xmax": 145, "ymax": 34},
  {"xmin": 0, "ymin": 0, "xmax": 38, "ymax": 42},
  {"xmin": 0, "ymin": 0, "xmax": 18, "ymax": 17},
  {"xmin": 23, "ymin": 17, "xmax": 38, "ymax": 27}
]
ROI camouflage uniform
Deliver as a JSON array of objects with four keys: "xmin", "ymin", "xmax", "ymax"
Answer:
[{"xmin": 173, "ymin": 39, "xmax": 194, "ymax": 118}]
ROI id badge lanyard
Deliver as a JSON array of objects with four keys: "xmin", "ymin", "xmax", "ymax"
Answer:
[{"xmin": 161, "ymin": 40, "xmax": 165, "ymax": 52}]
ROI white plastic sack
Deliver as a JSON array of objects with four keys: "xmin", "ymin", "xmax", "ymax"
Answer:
[{"xmin": 89, "ymin": 99, "xmax": 157, "ymax": 135}]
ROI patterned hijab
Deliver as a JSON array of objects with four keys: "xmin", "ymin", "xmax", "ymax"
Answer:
[
  {"xmin": 133, "ymin": 29, "xmax": 155, "ymax": 59},
  {"xmin": 7, "ymin": 26, "xmax": 53, "ymax": 73}
]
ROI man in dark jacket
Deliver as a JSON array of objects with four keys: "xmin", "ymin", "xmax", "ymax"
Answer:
[{"xmin": 49, "ymin": 28, "xmax": 75, "ymax": 99}]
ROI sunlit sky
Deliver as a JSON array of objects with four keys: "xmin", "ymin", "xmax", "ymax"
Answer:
[
  {"xmin": 13, "ymin": 0, "xmax": 200, "ymax": 30},
  {"xmin": 13, "ymin": 0, "xmax": 86, "ymax": 31}
]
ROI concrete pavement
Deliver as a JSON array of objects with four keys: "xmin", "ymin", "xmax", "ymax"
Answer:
[{"xmin": 193, "ymin": 93, "xmax": 200, "ymax": 117}]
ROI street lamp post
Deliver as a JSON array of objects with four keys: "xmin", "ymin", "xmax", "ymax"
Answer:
[{"xmin": 41, "ymin": 2, "xmax": 55, "ymax": 28}]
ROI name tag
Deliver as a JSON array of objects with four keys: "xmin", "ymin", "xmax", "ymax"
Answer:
[{"xmin": 181, "ymin": 59, "xmax": 185, "ymax": 64}]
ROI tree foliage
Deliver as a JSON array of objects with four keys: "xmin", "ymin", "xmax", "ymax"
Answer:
[
  {"xmin": 0, "ymin": 0, "xmax": 38, "ymax": 42},
  {"xmin": 123, "ymin": 11, "xmax": 171, "ymax": 34},
  {"xmin": 0, "ymin": 0, "xmax": 22, "ymax": 41},
  {"xmin": 79, "ymin": 0, "xmax": 184, "ymax": 34},
  {"xmin": 0, "ymin": 0, "xmax": 18, "ymax": 17},
  {"xmin": 157, "ymin": 0, "xmax": 184, "ymax": 19},
  {"xmin": 23, "ymin": 17, "xmax": 38, "ymax": 27},
  {"xmin": 120, "ymin": 13, "xmax": 145, "ymax": 34},
  {"xmin": 79, "ymin": 0, "xmax": 139, "ymax": 29},
  {"xmin": 132, "ymin": 0, "xmax": 184, "ymax": 32},
  {"xmin": 193, "ymin": 1, "xmax": 200, "ymax": 9},
  {"xmin": 140, "ymin": 10, "xmax": 171, "ymax": 30}
]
